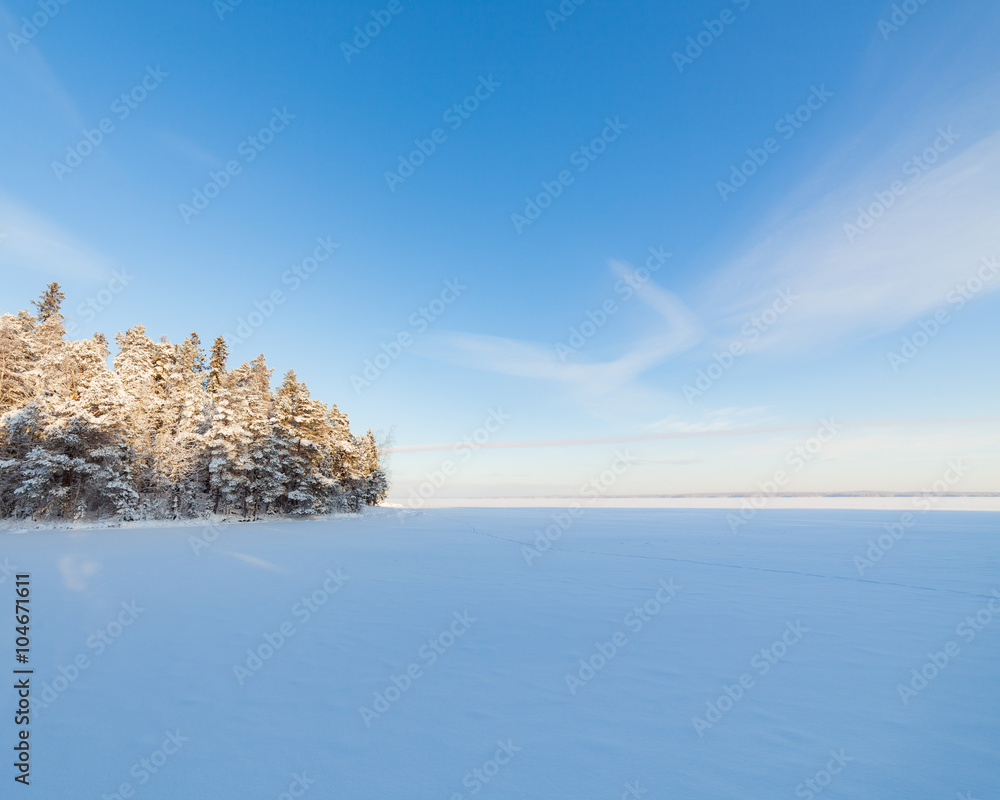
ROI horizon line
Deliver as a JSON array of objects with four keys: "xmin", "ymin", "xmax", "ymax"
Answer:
[{"xmin": 386, "ymin": 415, "xmax": 1000, "ymax": 454}]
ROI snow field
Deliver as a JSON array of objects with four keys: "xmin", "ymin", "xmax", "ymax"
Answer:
[{"xmin": 2, "ymin": 507, "xmax": 998, "ymax": 799}]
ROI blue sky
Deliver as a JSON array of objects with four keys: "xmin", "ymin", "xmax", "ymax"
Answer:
[{"xmin": 1, "ymin": 0, "xmax": 998, "ymax": 500}]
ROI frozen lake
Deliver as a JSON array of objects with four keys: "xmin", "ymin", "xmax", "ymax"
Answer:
[{"xmin": 3, "ymin": 508, "xmax": 998, "ymax": 799}]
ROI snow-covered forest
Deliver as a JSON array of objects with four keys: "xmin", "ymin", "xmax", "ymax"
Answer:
[{"xmin": 0, "ymin": 283, "xmax": 388, "ymax": 521}]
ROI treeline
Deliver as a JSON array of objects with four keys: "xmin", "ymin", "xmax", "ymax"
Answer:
[{"xmin": 0, "ymin": 283, "xmax": 387, "ymax": 521}]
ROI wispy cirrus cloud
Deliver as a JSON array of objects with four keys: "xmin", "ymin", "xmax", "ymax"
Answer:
[
  {"xmin": 0, "ymin": 194, "xmax": 114, "ymax": 281},
  {"xmin": 703, "ymin": 126, "xmax": 1000, "ymax": 352},
  {"xmin": 150, "ymin": 129, "xmax": 225, "ymax": 169},
  {"xmin": 647, "ymin": 406, "xmax": 774, "ymax": 434},
  {"xmin": 0, "ymin": 3, "xmax": 83, "ymax": 128},
  {"xmin": 415, "ymin": 123, "xmax": 1000, "ymax": 397},
  {"xmin": 416, "ymin": 260, "xmax": 703, "ymax": 393}
]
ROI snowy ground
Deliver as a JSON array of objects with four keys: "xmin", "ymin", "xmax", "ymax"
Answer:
[{"xmin": 2, "ymin": 507, "xmax": 998, "ymax": 799}]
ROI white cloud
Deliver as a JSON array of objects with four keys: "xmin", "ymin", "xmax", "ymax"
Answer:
[
  {"xmin": 417, "ymin": 259, "xmax": 703, "ymax": 393},
  {"xmin": 0, "ymin": 4, "xmax": 84, "ymax": 128},
  {"xmin": 647, "ymin": 406, "xmax": 774, "ymax": 434},
  {"xmin": 705, "ymin": 128, "xmax": 1000, "ymax": 351},
  {"xmin": 0, "ymin": 194, "xmax": 114, "ymax": 280}
]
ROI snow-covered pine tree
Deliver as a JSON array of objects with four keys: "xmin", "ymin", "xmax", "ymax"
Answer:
[
  {"xmin": 5, "ymin": 329, "xmax": 139, "ymax": 520},
  {"xmin": 273, "ymin": 369, "xmax": 336, "ymax": 514},
  {"xmin": 112, "ymin": 325, "xmax": 163, "ymax": 509},
  {"xmin": 0, "ymin": 314, "xmax": 33, "ymax": 416},
  {"xmin": 204, "ymin": 365, "xmax": 252, "ymax": 515},
  {"xmin": 24, "ymin": 289, "xmax": 67, "ymax": 404},
  {"xmin": 0, "ymin": 286, "xmax": 389, "ymax": 520},
  {"xmin": 206, "ymin": 335, "xmax": 229, "ymax": 395},
  {"xmin": 242, "ymin": 355, "xmax": 285, "ymax": 519},
  {"xmin": 179, "ymin": 332, "xmax": 206, "ymax": 375},
  {"xmin": 355, "ymin": 429, "xmax": 388, "ymax": 507},
  {"xmin": 75, "ymin": 367, "xmax": 140, "ymax": 519},
  {"xmin": 31, "ymin": 282, "xmax": 65, "ymax": 322},
  {"xmin": 155, "ymin": 333, "xmax": 211, "ymax": 517},
  {"xmin": 0, "ymin": 403, "xmax": 46, "ymax": 517}
]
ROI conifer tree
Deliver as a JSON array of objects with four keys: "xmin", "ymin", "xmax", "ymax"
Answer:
[
  {"xmin": 31, "ymin": 282, "xmax": 65, "ymax": 322},
  {"xmin": 357, "ymin": 429, "xmax": 388, "ymax": 506},
  {"xmin": 207, "ymin": 335, "xmax": 229, "ymax": 394},
  {"xmin": 205, "ymin": 375, "xmax": 252, "ymax": 515},
  {"xmin": 178, "ymin": 332, "xmax": 206, "ymax": 376},
  {"xmin": 243, "ymin": 355, "xmax": 284, "ymax": 518},
  {"xmin": 1, "ymin": 285, "xmax": 389, "ymax": 520},
  {"xmin": 157, "ymin": 333, "xmax": 210, "ymax": 516},
  {"xmin": 0, "ymin": 315, "xmax": 32, "ymax": 416}
]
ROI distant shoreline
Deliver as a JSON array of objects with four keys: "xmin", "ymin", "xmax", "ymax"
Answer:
[{"xmin": 390, "ymin": 496, "xmax": 1000, "ymax": 511}]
